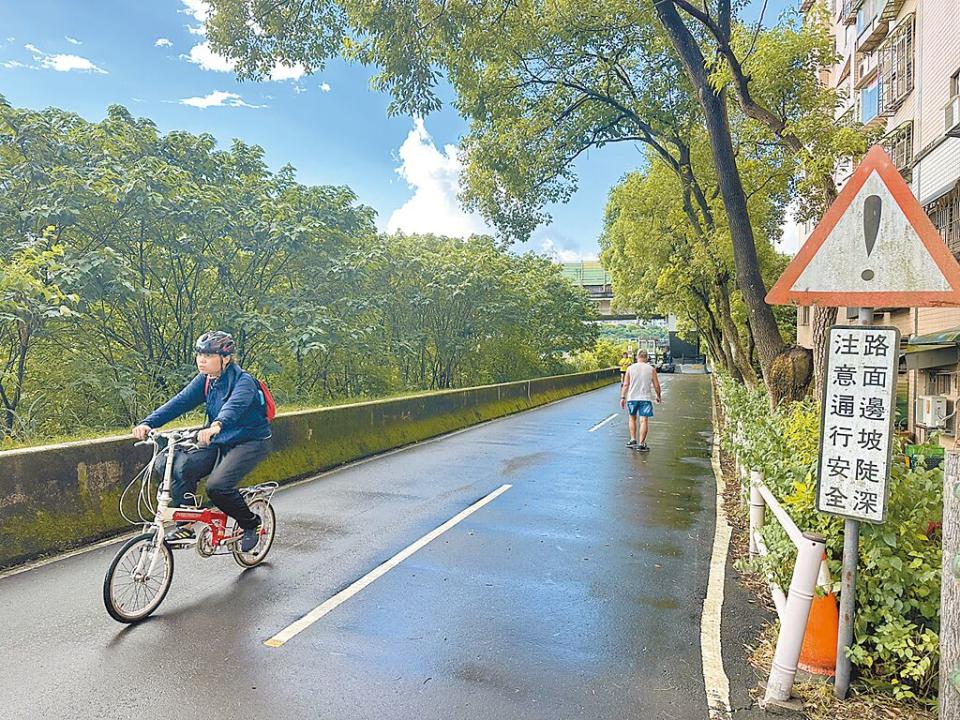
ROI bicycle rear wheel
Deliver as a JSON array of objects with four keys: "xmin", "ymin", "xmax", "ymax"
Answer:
[
  {"xmin": 233, "ymin": 498, "xmax": 276, "ymax": 568},
  {"xmin": 103, "ymin": 531, "xmax": 174, "ymax": 623}
]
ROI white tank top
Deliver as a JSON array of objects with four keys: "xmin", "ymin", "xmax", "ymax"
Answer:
[{"xmin": 624, "ymin": 362, "xmax": 655, "ymax": 402}]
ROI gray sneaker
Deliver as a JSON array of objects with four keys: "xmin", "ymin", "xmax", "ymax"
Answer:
[
  {"xmin": 637, "ymin": 443, "xmax": 650, "ymax": 453},
  {"xmin": 240, "ymin": 515, "xmax": 262, "ymax": 553},
  {"xmin": 626, "ymin": 439, "xmax": 638, "ymax": 448}
]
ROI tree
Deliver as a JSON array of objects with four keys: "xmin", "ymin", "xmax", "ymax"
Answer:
[
  {"xmin": 0, "ymin": 238, "xmax": 76, "ymax": 434},
  {"xmin": 654, "ymin": 1, "xmax": 875, "ymax": 396},
  {"xmin": 601, "ymin": 123, "xmax": 792, "ymax": 384},
  {"xmin": 0, "ymin": 96, "xmax": 610, "ymax": 444},
  {"xmin": 202, "ymin": 0, "xmax": 847, "ymax": 397}
]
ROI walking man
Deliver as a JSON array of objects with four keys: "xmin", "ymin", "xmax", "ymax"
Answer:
[{"xmin": 621, "ymin": 349, "xmax": 662, "ymax": 452}]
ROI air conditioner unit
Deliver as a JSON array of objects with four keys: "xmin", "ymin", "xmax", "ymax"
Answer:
[{"xmin": 917, "ymin": 394, "xmax": 948, "ymax": 428}]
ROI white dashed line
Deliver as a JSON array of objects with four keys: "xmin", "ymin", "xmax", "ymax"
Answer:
[
  {"xmin": 264, "ymin": 483, "xmax": 512, "ymax": 647},
  {"xmin": 588, "ymin": 413, "xmax": 619, "ymax": 432}
]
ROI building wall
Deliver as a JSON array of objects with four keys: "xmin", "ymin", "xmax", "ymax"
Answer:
[
  {"xmin": 916, "ymin": 306, "xmax": 960, "ymax": 334},
  {"xmin": 794, "ymin": 0, "xmax": 960, "ymax": 447},
  {"xmin": 916, "ymin": 0, "xmax": 960, "ymax": 147}
]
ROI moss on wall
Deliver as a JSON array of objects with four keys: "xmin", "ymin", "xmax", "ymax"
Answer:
[{"xmin": 0, "ymin": 369, "xmax": 616, "ymax": 568}]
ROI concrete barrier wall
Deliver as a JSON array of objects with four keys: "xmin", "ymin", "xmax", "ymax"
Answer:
[{"xmin": 0, "ymin": 368, "xmax": 617, "ymax": 569}]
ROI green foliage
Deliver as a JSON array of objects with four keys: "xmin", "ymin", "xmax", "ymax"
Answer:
[
  {"xmin": 0, "ymin": 99, "xmax": 596, "ymax": 444},
  {"xmin": 718, "ymin": 376, "xmax": 941, "ymax": 702},
  {"xmin": 595, "ymin": 322, "xmax": 667, "ymax": 345},
  {"xmin": 571, "ymin": 338, "xmax": 623, "ymax": 372}
]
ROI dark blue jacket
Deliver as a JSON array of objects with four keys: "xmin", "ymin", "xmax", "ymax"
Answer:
[{"xmin": 141, "ymin": 362, "xmax": 271, "ymax": 447}]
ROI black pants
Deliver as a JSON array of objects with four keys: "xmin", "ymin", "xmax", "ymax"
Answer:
[{"xmin": 154, "ymin": 438, "xmax": 271, "ymax": 530}]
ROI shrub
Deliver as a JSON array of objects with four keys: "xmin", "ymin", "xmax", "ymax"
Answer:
[{"xmin": 717, "ymin": 375, "xmax": 941, "ymax": 702}]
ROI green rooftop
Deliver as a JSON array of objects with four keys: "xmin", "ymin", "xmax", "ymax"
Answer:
[{"xmin": 560, "ymin": 261, "xmax": 612, "ymax": 287}]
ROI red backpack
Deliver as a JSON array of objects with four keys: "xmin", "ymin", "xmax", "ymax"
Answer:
[{"xmin": 205, "ymin": 373, "xmax": 276, "ymax": 423}]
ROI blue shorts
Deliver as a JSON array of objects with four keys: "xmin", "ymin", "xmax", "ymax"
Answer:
[{"xmin": 626, "ymin": 400, "xmax": 654, "ymax": 417}]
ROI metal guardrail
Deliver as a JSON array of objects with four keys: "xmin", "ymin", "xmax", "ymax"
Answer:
[{"xmin": 733, "ymin": 437, "xmax": 829, "ymax": 708}]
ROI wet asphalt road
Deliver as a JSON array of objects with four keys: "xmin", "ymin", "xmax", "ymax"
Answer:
[{"xmin": 0, "ymin": 375, "xmax": 721, "ymax": 720}]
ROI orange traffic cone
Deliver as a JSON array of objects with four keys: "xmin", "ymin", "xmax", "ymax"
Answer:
[{"xmin": 798, "ymin": 557, "xmax": 838, "ymax": 676}]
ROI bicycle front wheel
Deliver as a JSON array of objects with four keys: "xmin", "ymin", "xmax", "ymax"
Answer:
[{"xmin": 103, "ymin": 531, "xmax": 174, "ymax": 623}]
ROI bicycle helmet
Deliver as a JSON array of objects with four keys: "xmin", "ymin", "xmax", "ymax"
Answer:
[{"xmin": 195, "ymin": 331, "xmax": 236, "ymax": 356}]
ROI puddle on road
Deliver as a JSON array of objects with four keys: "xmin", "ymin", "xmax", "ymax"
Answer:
[
  {"xmin": 502, "ymin": 451, "xmax": 552, "ymax": 475},
  {"xmin": 634, "ymin": 594, "xmax": 680, "ymax": 610},
  {"xmin": 630, "ymin": 539, "xmax": 684, "ymax": 558},
  {"xmin": 277, "ymin": 515, "xmax": 348, "ymax": 537}
]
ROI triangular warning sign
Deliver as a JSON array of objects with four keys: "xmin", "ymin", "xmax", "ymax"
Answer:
[{"xmin": 766, "ymin": 145, "xmax": 960, "ymax": 307}]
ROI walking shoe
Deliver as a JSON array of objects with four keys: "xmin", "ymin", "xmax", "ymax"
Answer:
[
  {"xmin": 240, "ymin": 515, "xmax": 262, "ymax": 553},
  {"xmin": 165, "ymin": 524, "xmax": 195, "ymax": 544},
  {"xmin": 637, "ymin": 443, "xmax": 650, "ymax": 453},
  {"xmin": 626, "ymin": 439, "xmax": 638, "ymax": 448}
]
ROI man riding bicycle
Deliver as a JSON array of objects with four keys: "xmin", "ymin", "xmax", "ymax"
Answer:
[{"xmin": 133, "ymin": 331, "xmax": 272, "ymax": 552}]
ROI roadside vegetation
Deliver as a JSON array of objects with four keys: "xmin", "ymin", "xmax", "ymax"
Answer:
[
  {"xmin": 0, "ymin": 99, "xmax": 598, "ymax": 446},
  {"xmin": 717, "ymin": 376, "xmax": 941, "ymax": 709}
]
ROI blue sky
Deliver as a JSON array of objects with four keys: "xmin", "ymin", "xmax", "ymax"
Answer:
[{"xmin": 0, "ymin": 0, "xmax": 796, "ymax": 261}]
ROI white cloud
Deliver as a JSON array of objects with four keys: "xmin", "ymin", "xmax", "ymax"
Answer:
[
  {"xmin": 25, "ymin": 43, "xmax": 106, "ymax": 73},
  {"xmin": 387, "ymin": 119, "xmax": 489, "ymax": 238},
  {"xmin": 183, "ymin": 40, "xmax": 235, "ymax": 72},
  {"xmin": 65, "ymin": 36, "xmax": 81, "ymax": 46},
  {"xmin": 183, "ymin": 40, "xmax": 305, "ymax": 83},
  {"xmin": 539, "ymin": 237, "xmax": 597, "ymax": 263},
  {"xmin": 269, "ymin": 62, "xmax": 305, "ymax": 82},
  {"xmin": 155, "ymin": 38, "xmax": 173, "ymax": 48},
  {"xmin": 178, "ymin": 90, "xmax": 264, "ymax": 109},
  {"xmin": 180, "ymin": 0, "xmax": 210, "ymax": 23},
  {"xmin": 1, "ymin": 60, "xmax": 33, "ymax": 69},
  {"xmin": 293, "ymin": 84, "xmax": 307, "ymax": 95},
  {"xmin": 178, "ymin": 1, "xmax": 306, "ymax": 83},
  {"xmin": 319, "ymin": 82, "xmax": 331, "ymax": 92}
]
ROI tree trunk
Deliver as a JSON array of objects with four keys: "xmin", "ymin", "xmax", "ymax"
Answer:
[
  {"xmin": 942, "ymin": 452, "xmax": 960, "ymax": 720},
  {"xmin": 714, "ymin": 279, "xmax": 758, "ymax": 388},
  {"xmin": 812, "ymin": 306, "xmax": 838, "ymax": 399},
  {"xmin": 654, "ymin": 2, "xmax": 786, "ymax": 387}
]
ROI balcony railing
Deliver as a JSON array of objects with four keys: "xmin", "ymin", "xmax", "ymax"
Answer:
[
  {"xmin": 927, "ymin": 183, "xmax": 960, "ymax": 259},
  {"xmin": 947, "ymin": 95, "xmax": 960, "ymax": 138},
  {"xmin": 858, "ymin": 14, "xmax": 889, "ymax": 52},
  {"xmin": 841, "ymin": 0, "xmax": 862, "ymax": 24}
]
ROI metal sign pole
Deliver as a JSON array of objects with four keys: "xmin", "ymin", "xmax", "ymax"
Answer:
[{"xmin": 834, "ymin": 306, "xmax": 873, "ymax": 699}]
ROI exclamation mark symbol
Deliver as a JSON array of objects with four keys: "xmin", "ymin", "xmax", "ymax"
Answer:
[{"xmin": 862, "ymin": 194, "xmax": 881, "ymax": 281}]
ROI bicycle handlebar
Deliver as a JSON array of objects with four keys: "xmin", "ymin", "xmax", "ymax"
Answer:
[{"xmin": 134, "ymin": 428, "xmax": 202, "ymax": 448}]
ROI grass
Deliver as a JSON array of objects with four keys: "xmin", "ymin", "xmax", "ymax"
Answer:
[{"xmin": 748, "ymin": 622, "xmax": 935, "ymax": 720}]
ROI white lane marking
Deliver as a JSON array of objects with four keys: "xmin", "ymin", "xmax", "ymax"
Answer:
[
  {"xmin": 264, "ymin": 483, "xmax": 513, "ymax": 647},
  {"xmin": 588, "ymin": 413, "xmax": 618, "ymax": 432},
  {"xmin": 1, "ymin": 383, "xmax": 618, "ymax": 581},
  {"xmin": 702, "ymin": 398, "xmax": 732, "ymax": 719}
]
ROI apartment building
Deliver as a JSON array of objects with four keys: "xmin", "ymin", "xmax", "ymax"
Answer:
[{"xmin": 796, "ymin": 0, "xmax": 960, "ymax": 444}]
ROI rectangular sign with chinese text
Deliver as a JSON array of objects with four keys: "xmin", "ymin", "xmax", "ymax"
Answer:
[{"xmin": 816, "ymin": 325, "xmax": 899, "ymax": 523}]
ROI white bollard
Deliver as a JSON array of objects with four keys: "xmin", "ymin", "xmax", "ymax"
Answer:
[
  {"xmin": 749, "ymin": 472, "xmax": 765, "ymax": 557},
  {"xmin": 763, "ymin": 532, "xmax": 827, "ymax": 707}
]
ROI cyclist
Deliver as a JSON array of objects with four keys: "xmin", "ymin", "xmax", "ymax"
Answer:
[{"xmin": 133, "ymin": 331, "xmax": 272, "ymax": 552}]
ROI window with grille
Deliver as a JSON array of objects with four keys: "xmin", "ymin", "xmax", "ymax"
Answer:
[
  {"xmin": 929, "ymin": 372, "xmax": 953, "ymax": 396},
  {"xmin": 927, "ymin": 183, "xmax": 960, "ymax": 257},
  {"xmin": 878, "ymin": 16, "xmax": 914, "ymax": 114},
  {"xmin": 882, "ymin": 121, "xmax": 913, "ymax": 174}
]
